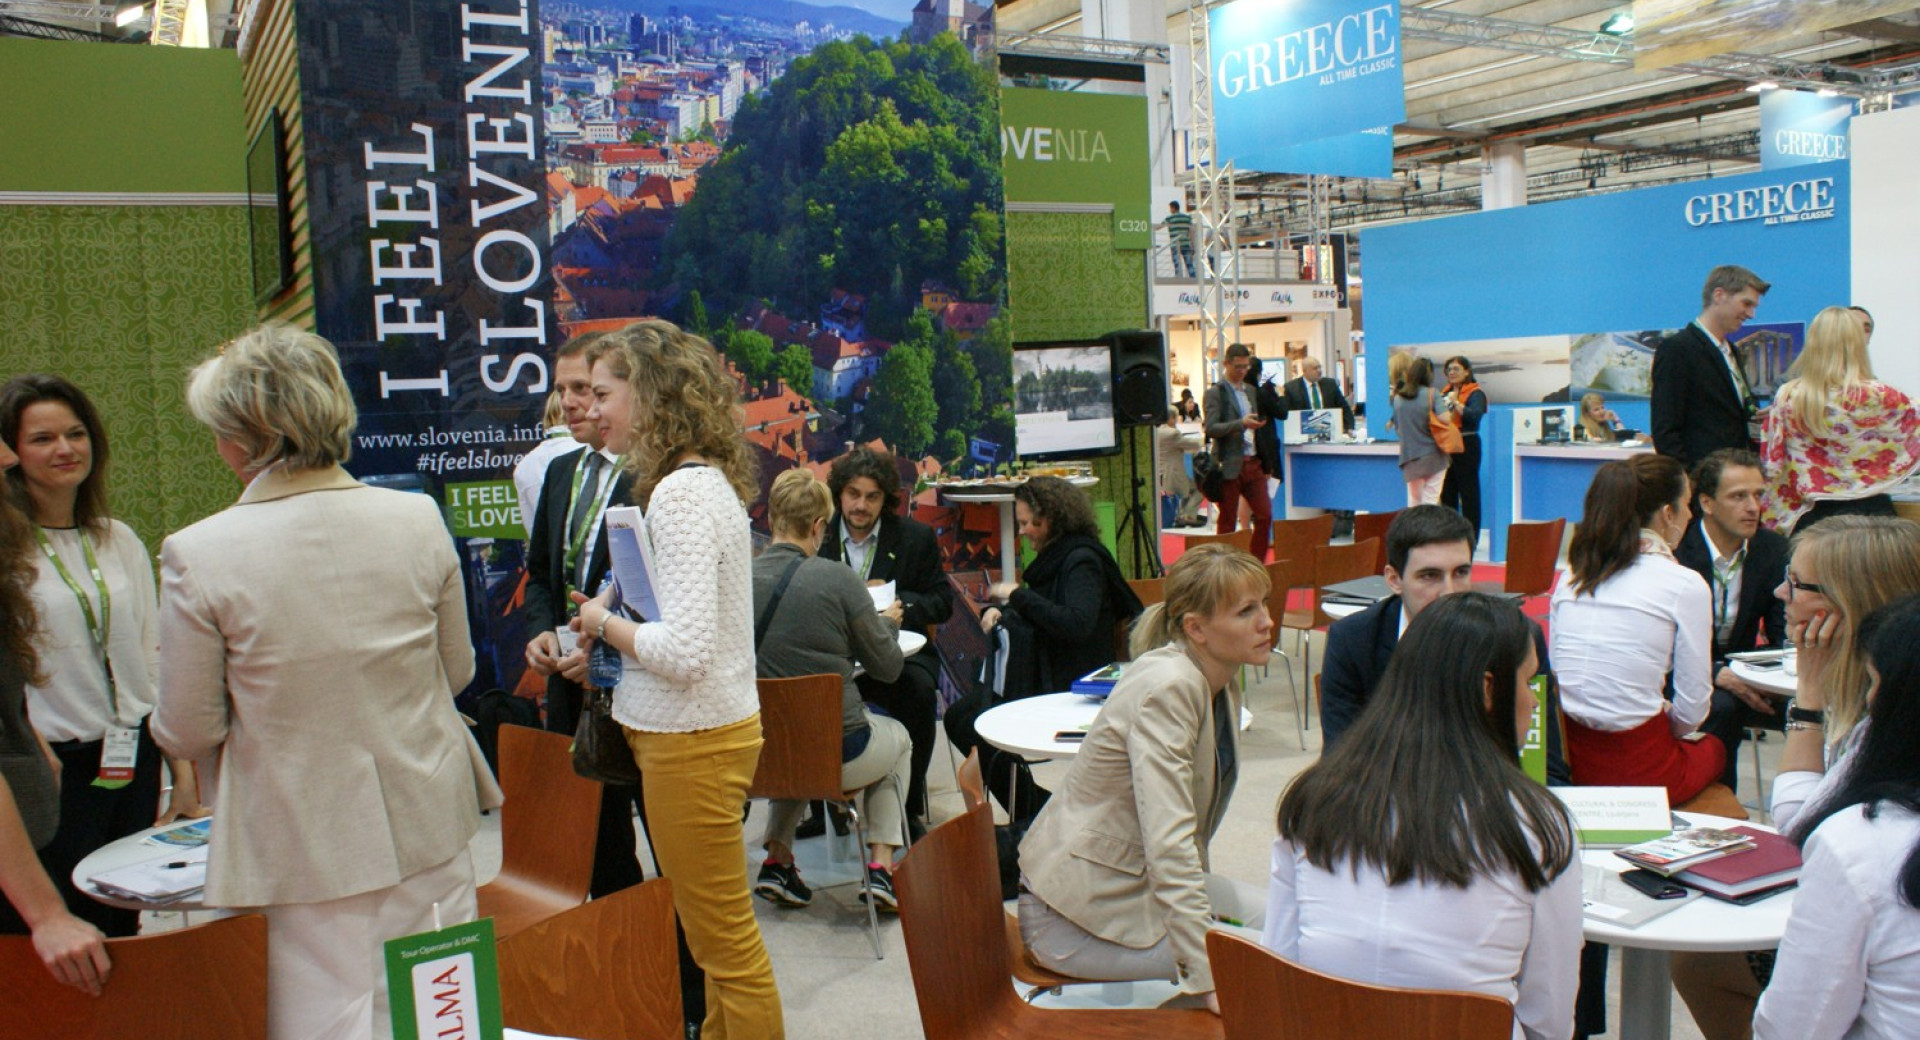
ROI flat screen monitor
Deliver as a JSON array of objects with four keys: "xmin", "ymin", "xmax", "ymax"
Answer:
[
  {"xmin": 1012, "ymin": 341, "xmax": 1119, "ymax": 462},
  {"xmin": 246, "ymin": 108, "xmax": 294, "ymax": 305}
]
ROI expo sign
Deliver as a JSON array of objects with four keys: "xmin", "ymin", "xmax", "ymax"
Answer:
[
  {"xmin": 1683, "ymin": 177, "xmax": 1835, "ymax": 228},
  {"xmin": 1216, "ymin": 3, "xmax": 1397, "ymax": 96}
]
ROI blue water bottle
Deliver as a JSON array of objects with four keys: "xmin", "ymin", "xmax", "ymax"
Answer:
[{"xmin": 588, "ymin": 576, "xmax": 625, "ymax": 689}]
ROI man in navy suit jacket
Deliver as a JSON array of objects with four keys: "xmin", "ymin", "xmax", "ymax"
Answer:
[
  {"xmin": 1651, "ymin": 265, "xmax": 1769, "ymax": 468},
  {"xmin": 1319, "ymin": 506, "xmax": 1570, "ymax": 785},
  {"xmin": 1675, "ymin": 450, "xmax": 1788, "ymax": 792}
]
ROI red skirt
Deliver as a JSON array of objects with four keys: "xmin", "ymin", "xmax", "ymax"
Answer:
[{"xmin": 1564, "ymin": 712, "xmax": 1725, "ymax": 805}]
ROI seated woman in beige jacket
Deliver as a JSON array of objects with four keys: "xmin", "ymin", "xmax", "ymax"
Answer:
[{"xmin": 1016, "ymin": 543, "xmax": 1273, "ymax": 1010}]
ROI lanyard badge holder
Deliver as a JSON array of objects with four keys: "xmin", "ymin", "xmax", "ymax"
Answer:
[{"xmin": 35, "ymin": 527, "xmax": 137, "ymax": 788}]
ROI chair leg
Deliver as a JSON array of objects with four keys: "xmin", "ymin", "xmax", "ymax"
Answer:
[{"xmin": 846, "ymin": 800, "xmax": 884, "ymax": 961}]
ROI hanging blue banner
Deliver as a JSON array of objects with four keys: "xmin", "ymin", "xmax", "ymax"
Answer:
[
  {"xmin": 1209, "ymin": 0, "xmax": 1405, "ymax": 159},
  {"xmin": 1236, "ymin": 125, "xmax": 1393, "ymax": 178},
  {"xmin": 1759, "ymin": 89, "xmax": 1853, "ymax": 170}
]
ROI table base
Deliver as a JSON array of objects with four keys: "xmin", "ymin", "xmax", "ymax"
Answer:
[{"xmin": 1619, "ymin": 945, "xmax": 1672, "ymax": 1040}]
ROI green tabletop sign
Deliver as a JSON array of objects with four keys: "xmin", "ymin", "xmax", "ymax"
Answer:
[
  {"xmin": 384, "ymin": 917, "xmax": 503, "ymax": 1040},
  {"xmin": 446, "ymin": 481, "xmax": 524, "ymax": 539},
  {"xmin": 1520, "ymin": 677, "xmax": 1549, "ymax": 785}
]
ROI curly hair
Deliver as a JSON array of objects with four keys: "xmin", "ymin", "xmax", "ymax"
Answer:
[
  {"xmin": 827, "ymin": 446, "xmax": 901, "ymax": 514},
  {"xmin": 0, "ymin": 489, "xmax": 42, "ymax": 684},
  {"xmin": 1013, "ymin": 475, "xmax": 1097, "ymax": 545},
  {"xmin": 587, "ymin": 320, "xmax": 759, "ymax": 508},
  {"xmin": 0, "ymin": 374, "xmax": 113, "ymax": 533}
]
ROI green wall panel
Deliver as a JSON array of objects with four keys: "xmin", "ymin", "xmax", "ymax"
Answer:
[
  {"xmin": 0, "ymin": 206, "xmax": 255, "ymax": 556},
  {"xmin": 0, "ymin": 38, "xmax": 246, "ymax": 194}
]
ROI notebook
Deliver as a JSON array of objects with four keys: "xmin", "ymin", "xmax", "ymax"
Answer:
[{"xmin": 1675, "ymin": 826, "xmax": 1803, "ymax": 901}]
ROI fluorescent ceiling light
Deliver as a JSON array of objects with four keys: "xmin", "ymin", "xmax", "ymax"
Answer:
[
  {"xmin": 1746, "ymin": 81, "xmax": 1779, "ymax": 92},
  {"xmin": 1600, "ymin": 12, "xmax": 1634, "ymax": 36}
]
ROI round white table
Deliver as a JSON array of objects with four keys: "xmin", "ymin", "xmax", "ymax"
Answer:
[
  {"xmin": 72, "ymin": 818, "xmax": 216, "ymax": 913},
  {"xmin": 1322, "ymin": 600, "xmax": 1367, "ymax": 620},
  {"xmin": 937, "ymin": 477, "xmax": 1098, "ymax": 584},
  {"xmin": 1727, "ymin": 655, "xmax": 1796, "ymax": 697},
  {"xmin": 975, "ymin": 691, "xmax": 1254, "ymax": 761},
  {"xmin": 898, "ymin": 630, "xmax": 927, "ymax": 657},
  {"xmin": 1583, "ymin": 812, "xmax": 1795, "ymax": 1040}
]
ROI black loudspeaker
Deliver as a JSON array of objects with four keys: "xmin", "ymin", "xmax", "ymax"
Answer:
[{"xmin": 1107, "ymin": 329, "xmax": 1168, "ymax": 427}]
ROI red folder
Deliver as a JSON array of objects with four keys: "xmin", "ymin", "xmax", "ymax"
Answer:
[{"xmin": 1677, "ymin": 826, "xmax": 1802, "ymax": 900}]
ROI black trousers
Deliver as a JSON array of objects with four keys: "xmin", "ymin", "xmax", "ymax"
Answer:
[
  {"xmin": 1700, "ymin": 685, "xmax": 1784, "ymax": 793},
  {"xmin": 1439, "ymin": 433, "xmax": 1482, "ymax": 542},
  {"xmin": 40, "ymin": 719, "xmax": 165, "ymax": 937},
  {"xmin": 856, "ymin": 652, "xmax": 939, "ymax": 820}
]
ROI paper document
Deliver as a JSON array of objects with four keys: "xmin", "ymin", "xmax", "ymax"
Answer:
[
  {"xmin": 1581, "ymin": 864, "xmax": 1700, "ymax": 927},
  {"xmin": 602, "ymin": 506, "xmax": 660, "ymax": 621},
  {"xmin": 868, "ymin": 580, "xmax": 897, "ymax": 612},
  {"xmin": 89, "ymin": 844, "xmax": 208, "ymax": 903}
]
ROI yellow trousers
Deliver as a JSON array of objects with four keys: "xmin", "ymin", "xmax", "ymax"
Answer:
[{"xmin": 626, "ymin": 714, "xmax": 784, "ymax": 1040}]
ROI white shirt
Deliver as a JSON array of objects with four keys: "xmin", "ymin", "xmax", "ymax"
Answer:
[
  {"xmin": 25, "ymin": 520, "xmax": 160, "ymax": 742},
  {"xmin": 513, "ymin": 427, "xmax": 585, "ymax": 538},
  {"xmin": 839, "ymin": 518, "xmax": 878, "ymax": 580},
  {"xmin": 1755, "ymin": 804, "xmax": 1920, "ymax": 1040},
  {"xmin": 1694, "ymin": 320, "xmax": 1750, "ymax": 405},
  {"xmin": 1261, "ymin": 832, "xmax": 1583, "ymax": 1040},
  {"xmin": 1549, "ymin": 551, "xmax": 1713, "ymax": 735},
  {"xmin": 1705, "ymin": 530, "xmax": 1747, "ymax": 647},
  {"xmin": 1234, "ymin": 381, "xmax": 1257, "ymax": 453}
]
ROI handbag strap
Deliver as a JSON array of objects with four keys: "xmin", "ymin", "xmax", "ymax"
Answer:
[{"xmin": 754, "ymin": 555, "xmax": 807, "ymax": 645}]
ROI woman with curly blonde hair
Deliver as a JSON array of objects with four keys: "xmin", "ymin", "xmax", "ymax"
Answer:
[{"xmin": 572, "ymin": 319, "xmax": 782, "ymax": 1039}]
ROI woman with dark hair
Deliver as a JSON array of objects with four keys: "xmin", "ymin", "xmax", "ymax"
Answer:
[
  {"xmin": 1549, "ymin": 453, "xmax": 1720, "ymax": 802},
  {"xmin": 1389, "ymin": 355, "xmax": 1447, "ymax": 506},
  {"xmin": 1754, "ymin": 595, "xmax": 1920, "ymax": 1038},
  {"xmin": 1438, "ymin": 355, "xmax": 1488, "ymax": 542},
  {"xmin": 0, "ymin": 375, "xmax": 203, "ymax": 939},
  {"xmin": 943, "ymin": 476, "xmax": 1143, "ymax": 819},
  {"xmin": 1265, "ymin": 593, "xmax": 1581, "ymax": 1040},
  {"xmin": 0, "ymin": 431, "xmax": 112, "ymax": 993}
]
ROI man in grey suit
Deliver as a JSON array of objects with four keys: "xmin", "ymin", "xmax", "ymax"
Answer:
[{"xmin": 1204, "ymin": 342, "xmax": 1276, "ymax": 561}]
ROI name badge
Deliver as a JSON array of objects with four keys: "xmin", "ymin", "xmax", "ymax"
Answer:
[{"xmin": 97, "ymin": 724, "xmax": 139, "ymax": 789}]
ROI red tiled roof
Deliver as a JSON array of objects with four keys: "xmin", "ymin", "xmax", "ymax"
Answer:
[{"xmin": 940, "ymin": 301, "xmax": 997, "ymax": 332}]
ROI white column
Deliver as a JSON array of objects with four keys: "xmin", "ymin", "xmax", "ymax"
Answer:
[{"xmin": 1482, "ymin": 141, "xmax": 1527, "ymax": 210}]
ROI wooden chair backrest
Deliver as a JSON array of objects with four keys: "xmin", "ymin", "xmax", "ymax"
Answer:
[
  {"xmin": 1181, "ymin": 529, "xmax": 1254, "ymax": 556},
  {"xmin": 1270, "ymin": 515, "xmax": 1336, "ymax": 580},
  {"xmin": 498, "ymin": 723, "xmax": 602, "ymax": 901},
  {"xmin": 0, "ymin": 914, "xmax": 268, "ymax": 1039},
  {"xmin": 1304, "ymin": 539, "xmax": 1380, "ymax": 628},
  {"xmin": 956, "ymin": 748, "xmax": 985, "ymax": 811},
  {"xmin": 1264, "ymin": 559, "xmax": 1293, "ymax": 650},
  {"xmin": 1127, "ymin": 577, "xmax": 1167, "ymax": 607},
  {"xmin": 1351, "ymin": 511, "xmax": 1400, "ymax": 575},
  {"xmin": 895, "ymin": 803, "xmax": 1018, "ymax": 1039},
  {"xmin": 1504, "ymin": 519, "xmax": 1567, "ymax": 597},
  {"xmin": 498, "ymin": 878, "xmax": 683, "ymax": 1040},
  {"xmin": 1207, "ymin": 931, "xmax": 1513, "ymax": 1040},
  {"xmin": 750, "ymin": 673, "xmax": 845, "ymax": 801}
]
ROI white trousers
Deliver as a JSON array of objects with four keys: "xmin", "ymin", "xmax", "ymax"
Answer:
[{"xmin": 255, "ymin": 850, "xmax": 478, "ymax": 1040}]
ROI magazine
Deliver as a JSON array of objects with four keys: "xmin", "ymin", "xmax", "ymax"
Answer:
[
  {"xmin": 602, "ymin": 506, "xmax": 660, "ymax": 621},
  {"xmin": 1616, "ymin": 827, "xmax": 1755, "ymax": 876}
]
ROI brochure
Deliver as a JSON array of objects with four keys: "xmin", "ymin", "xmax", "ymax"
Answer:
[
  {"xmin": 1615, "ymin": 826, "xmax": 1754, "ymax": 876},
  {"xmin": 1071, "ymin": 663, "xmax": 1126, "ymax": 697},
  {"xmin": 602, "ymin": 506, "xmax": 660, "ymax": 621},
  {"xmin": 143, "ymin": 816, "xmax": 213, "ymax": 849}
]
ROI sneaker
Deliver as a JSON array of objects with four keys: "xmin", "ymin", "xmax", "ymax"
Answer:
[
  {"xmin": 859, "ymin": 864, "xmax": 899, "ymax": 913},
  {"xmin": 754, "ymin": 860, "xmax": 812, "ymax": 908}
]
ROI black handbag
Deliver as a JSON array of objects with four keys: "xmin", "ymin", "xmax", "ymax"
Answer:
[{"xmin": 572, "ymin": 683, "xmax": 641, "ymax": 786}]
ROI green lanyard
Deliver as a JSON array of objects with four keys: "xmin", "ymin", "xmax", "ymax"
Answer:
[
  {"xmin": 563, "ymin": 453, "xmax": 619, "ymax": 600},
  {"xmin": 843, "ymin": 535, "xmax": 875, "ymax": 580},
  {"xmin": 1712, "ymin": 547, "xmax": 1746, "ymax": 632},
  {"xmin": 33, "ymin": 526, "xmax": 118, "ymax": 719}
]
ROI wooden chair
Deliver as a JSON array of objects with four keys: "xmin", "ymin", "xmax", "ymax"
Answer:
[
  {"xmin": 1127, "ymin": 577, "xmax": 1167, "ymax": 607},
  {"xmin": 1207, "ymin": 931, "xmax": 1512, "ymax": 1040},
  {"xmin": 498, "ymin": 878, "xmax": 684, "ymax": 1040},
  {"xmin": 955, "ymin": 750, "xmax": 1086, "ymax": 1000},
  {"xmin": 1677, "ymin": 782, "xmax": 1750, "ymax": 822},
  {"xmin": 1269, "ymin": 515, "xmax": 1336, "ymax": 579},
  {"xmin": 1504, "ymin": 519, "xmax": 1567, "ymax": 602},
  {"xmin": 1350, "ymin": 510, "xmax": 1400, "ymax": 575},
  {"xmin": 0, "ymin": 914, "xmax": 267, "ymax": 1039},
  {"xmin": 1180, "ymin": 529, "xmax": 1253, "ymax": 556},
  {"xmin": 895, "ymin": 802, "xmax": 1224, "ymax": 1040},
  {"xmin": 479, "ymin": 723, "xmax": 603, "ymax": 939},
  {"xmin": 1280, "ymin": 539, "xmax": 1381, "ymax": 716},
  {"xmin": 1262, "ymin": 559, "xmax": 1306, "ymax": 749},
  {"xmin": 753, "ymin": 673, "xmax": 891, "ymax": 959}
]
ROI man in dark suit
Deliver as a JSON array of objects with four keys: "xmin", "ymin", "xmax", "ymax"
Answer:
[
  {"xmin": 817, "ymin": 446, "xmax": 954, "ymax": 826},
  {"xmin": 1281, "ymin": 356, "xmax": 1353, "ymax": 433},
  {"xmin": 522, "ymin": 335, "xmax": 705, "ymax": 1030},
  {"xmin": 1675, "ymin": 449, "xmax": 1788, "ymax": 793},
  {"xmin": 1204, "ymin": 343, "xmax": 1280, "ymax": 561},
  {"xmin": 1319, "ymin": 506, "xmax": 1569, "ymax": 784},
  {"xmin": 1652, "ymin": 265, "xmax": 1769, "ymax": 468}
]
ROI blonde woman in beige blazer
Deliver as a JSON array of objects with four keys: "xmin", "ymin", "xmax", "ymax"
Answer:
[
  {"xmin": 155, "ymin": 325, "xmax": 503, "ymax": 1040},
  {"xmin": 1016, "ymin": 544, "xmax": 1273, "ymax": 1011}
]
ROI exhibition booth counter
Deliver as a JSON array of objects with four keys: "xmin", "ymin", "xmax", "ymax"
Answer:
[
  {"xmin": 1281, "ymin": 442, "xmax": 1406, "ymax": 517},
  {"xmin": 1512, "ymin": 441, "xmax": 1655, "ymax": 526}
]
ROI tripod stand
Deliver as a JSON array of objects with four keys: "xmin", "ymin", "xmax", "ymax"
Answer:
[{"xmin": 1115, "ymin": 425, "xmax": 1165, "ymax": 578}]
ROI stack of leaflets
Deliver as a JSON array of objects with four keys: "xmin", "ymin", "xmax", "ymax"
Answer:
[
  {"xmin": 1674, "ymin": 826, "xmax": 1803, "ymax": 902},
  {"xmin": 88, "ymin": 844, "xmax": 208, "ymax": 904},
  {"xmin": 1071, "ymin": 663, "xmax": 1125, "ymax": 698},
  {"xmin": 1615, "ymin": 827, "xmax": 1755, "ymax": 876}
]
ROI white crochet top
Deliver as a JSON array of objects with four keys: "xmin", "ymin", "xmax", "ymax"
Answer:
[{"xmin": 611, "ymin": 464, "xmax": 760, "ymax": 733}]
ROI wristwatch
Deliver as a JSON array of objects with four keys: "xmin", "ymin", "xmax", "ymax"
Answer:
[{"xmin": 1785, "ymin": 698, "xmax": 1825, "ymax": 731}]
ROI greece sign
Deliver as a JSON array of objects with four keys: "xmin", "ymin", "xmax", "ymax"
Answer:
[{"xmin": 1209, "ymin": 0, "xmax": 1406, "ymax": 159}]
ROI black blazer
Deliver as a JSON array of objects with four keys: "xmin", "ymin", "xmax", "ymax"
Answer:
[
  {"xmin": 1320, "ymin": 596, "xmax": 1571, "ymax": 785},
  {"xmin": 1675, "ymin": 522, "xmax": 1789, "ymax": 668},
  {"xmin": 816, "ymin": 511, "xmax": 953, "ymax": 637},
  {"xmin": 1651, "ymin": 324, "xmax": 1754, "ymax": 467},
  {"xmin": 1282, "ymin": 376, "xmax": 1353, "ymax": 432},
  {"xmin": 525, "ymin": 448, "xmax": 634, "ymax": 638}
]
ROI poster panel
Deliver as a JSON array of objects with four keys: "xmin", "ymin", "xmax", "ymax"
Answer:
[
  {"xmin": 1000, "ymin": 88, "xmax": 1152, "ymax": 248},
  {"xmin": 1209, "ymin": 0, "xmax": 1405, "ymax": 156}
]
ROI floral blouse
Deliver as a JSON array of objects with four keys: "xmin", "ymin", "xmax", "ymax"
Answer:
[{"xmin": 1761, "ymin": 381, "xmax": 1920, "ymax": 532}]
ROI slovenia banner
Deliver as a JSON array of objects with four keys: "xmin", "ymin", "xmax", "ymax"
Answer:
[{"xmin": 1209, "ymin": 0, "xmax": 1405, "ymax": 163}]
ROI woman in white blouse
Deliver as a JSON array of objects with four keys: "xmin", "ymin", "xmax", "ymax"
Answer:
[
  {"xmin": 1549, "ymin": 453, "xmax": 1721, "ymax": 804},
  {"xmin": 1265, "ymin": 592, "xmax": 1582, "ymax": 1040},
  {"xmin": 1754, "ymin": 595, "xmax": 1920, "ymax": 1039},
  {"xmin": 0, "ymin": 375, "xmax": 203, "ymax": 938},
  {"xmin": 572, "ymin": 321, "xmax": 783, "ymax": 1040}
]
